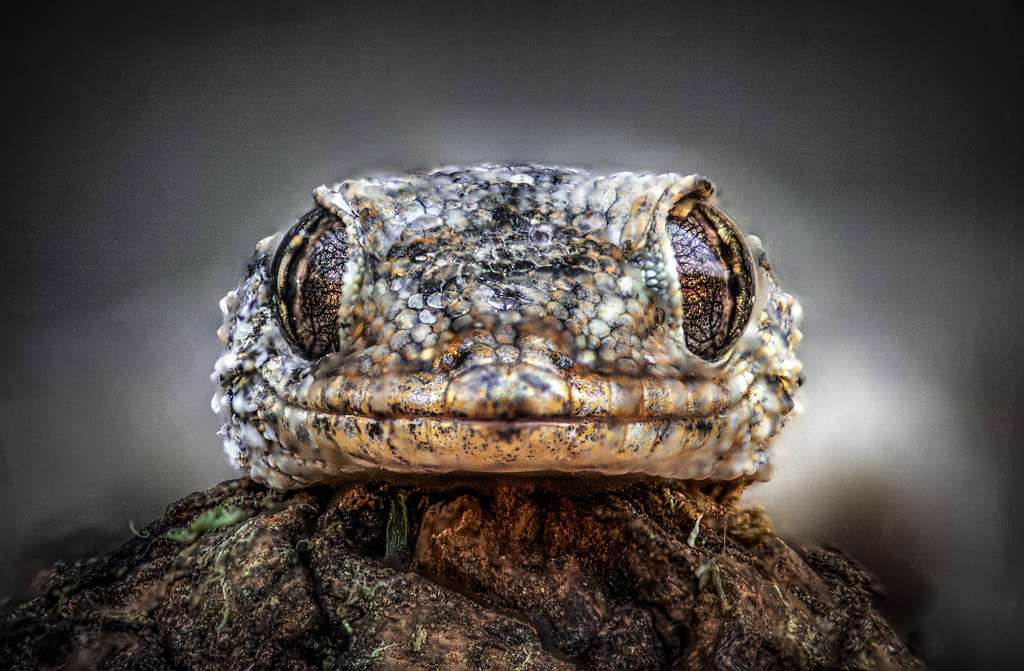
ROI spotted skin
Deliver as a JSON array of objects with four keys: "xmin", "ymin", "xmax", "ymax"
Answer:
[{"xmin": 212, "ymin": 165, "xmax": 802, "ymax": 489}]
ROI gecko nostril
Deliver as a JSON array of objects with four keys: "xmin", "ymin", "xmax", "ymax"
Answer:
[{"xmin": 454, "ymin": 344, "xmax": 499, "ymax": 369}]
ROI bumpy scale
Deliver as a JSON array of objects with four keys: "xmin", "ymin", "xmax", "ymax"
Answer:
[{"xmin": 212, "ymin": 165, "xmax": 802, "ymax": 488}]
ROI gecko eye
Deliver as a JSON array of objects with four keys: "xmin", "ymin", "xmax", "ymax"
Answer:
[
  {"xmin": 272, "ymin": 208, "xmax": 350, "ymax": 359},
  {"xmin": 666, "ymin": 199, "xmax": 755, "ymax": 361}
]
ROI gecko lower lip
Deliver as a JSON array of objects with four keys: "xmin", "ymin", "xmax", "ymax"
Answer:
[{"xmin": 258, "ymin": 408, "xmax": 774, "ymax": 481}]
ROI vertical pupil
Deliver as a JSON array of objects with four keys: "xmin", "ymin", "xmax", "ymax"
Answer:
[
  {"xmin": 292, "ymin": 231, "xmax": 347, "ymax": 358},
  {"xmin": 275, "ymin": 208, "xmax": 349, "ymax": 359},
  {"xmin": 667, "ymin": 201, "xmax": 753, "ymax": 360}
]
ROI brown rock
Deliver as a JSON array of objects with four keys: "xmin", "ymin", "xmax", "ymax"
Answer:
[{"xmin": 0, "ymin": 478, "xmax": 923, "ymax": 670}]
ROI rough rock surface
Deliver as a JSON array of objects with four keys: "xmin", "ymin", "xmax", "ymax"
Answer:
[{"xmin": 0, "ymin": 478, "xmax": 922, "ymax": 670}]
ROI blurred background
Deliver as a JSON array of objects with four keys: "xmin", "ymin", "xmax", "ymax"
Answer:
[{"xmin": 1, "ymin": 1, "xmax": 1020, "ymax": 667}]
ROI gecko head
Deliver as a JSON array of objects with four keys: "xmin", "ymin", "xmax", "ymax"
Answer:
[{"xmin": 213, "ymin": 165, "xmax": 802, "ymax": 488}]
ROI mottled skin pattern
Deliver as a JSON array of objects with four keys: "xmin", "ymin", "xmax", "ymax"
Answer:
[{"xmin": 213, "ymin": 165, "xmax": 802, "ymax": 489}]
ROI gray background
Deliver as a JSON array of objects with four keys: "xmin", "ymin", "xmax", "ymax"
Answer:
[{"xmin": 1, "ymin": 1, "xmax": 1021, "ymax": 667}]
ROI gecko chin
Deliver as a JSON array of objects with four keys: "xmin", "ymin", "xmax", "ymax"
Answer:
[{"xmin": 213, "ymin": 166, "xmax": 802, "ymax": 489}]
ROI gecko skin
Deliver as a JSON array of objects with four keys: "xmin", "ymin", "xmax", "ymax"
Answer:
[{"xmin": 212, "ymin": 165, "xmax": 802, "ymax": 489}]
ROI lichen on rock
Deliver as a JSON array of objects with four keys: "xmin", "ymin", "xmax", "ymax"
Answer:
[{"xmin": 0, "ymin": 478, "xmax": 922, "ymax": 670}]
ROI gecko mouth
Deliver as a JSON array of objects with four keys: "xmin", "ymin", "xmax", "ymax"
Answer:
[
  {"xmin": 250, "ymin": 358, "xmax": 792, "ymax": 480},
  {"xmin": 222, "ymin": 338, "xmax": 794, "ymax": 485},
  {"xmin": 272, "ymin": 364, "xmax": 752, "ymax": 423},
  {"xmin": 254, "ymin": 377, "xmax": 790, "ymax": 484}
]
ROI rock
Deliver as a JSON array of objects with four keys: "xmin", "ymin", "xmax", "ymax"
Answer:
[{"xmin": 0, "ymin": 478, "xmax": 923, "ymax": 670}]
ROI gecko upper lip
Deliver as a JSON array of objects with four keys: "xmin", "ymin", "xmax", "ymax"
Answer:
[{"xmin": 277, "ymin": 362, "xmax": 748, "ymax": 421}]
